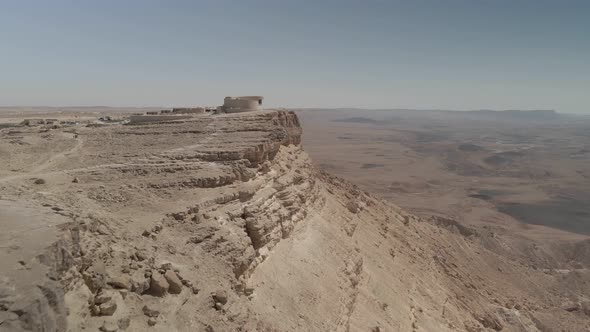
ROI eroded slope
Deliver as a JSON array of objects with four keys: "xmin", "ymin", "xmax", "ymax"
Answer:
[{"xmin": 1, "ymin": 111, "xmax": 589, "ymax": 331}]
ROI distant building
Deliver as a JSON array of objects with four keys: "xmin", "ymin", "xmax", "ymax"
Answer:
[
  {"xmin": 22, "ymin": 118, "xmax": 62, "ymax": 126},
  {"xmin": 220, "ymin": 96, "xmax": 263, "ymax": 113},
  {"xmin": 129, "ymin": 115, "xmax": 192, "ymax": 124},
  {"xmin": 146, "ymin": 111, "xmax": 159, "ymax": 115},
  {"xmin": 161, "ymin": 110, "xmax": 172, "ymax": 114},
  {"xmin": 60, "ymin": 121, "xmax": 78, "ymax": 125},
  {"xmin": 22, "ymin": 119, "xmax": 46, "ymax": 126}
]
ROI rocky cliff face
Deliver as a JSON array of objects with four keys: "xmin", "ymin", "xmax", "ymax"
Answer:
[{"xmin": 1, "ymin": 110, "xmax": 589, "ymax": 331}]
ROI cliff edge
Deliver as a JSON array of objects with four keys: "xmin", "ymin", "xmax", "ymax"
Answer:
[{"xmin": 0, "ymin": 110, "xmax": 589, "ymax": 331}]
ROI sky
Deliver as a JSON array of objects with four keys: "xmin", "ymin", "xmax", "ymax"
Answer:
[{"xmin": 0, "ymin": 1, "xmax": 589, "ymax": 113}]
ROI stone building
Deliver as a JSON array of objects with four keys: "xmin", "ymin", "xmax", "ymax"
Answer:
[
  {"xmin": 219, "ymin": 96, "xmax": 263, "ymax": 113},
  {"xmin": 22, "ymin": 119, "xmax": 46, "ymax": 126}
]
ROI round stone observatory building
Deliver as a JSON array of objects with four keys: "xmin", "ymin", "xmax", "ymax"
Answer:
[{"xmin": 221, "ymin": 96, "xmax": 263, "ymax": 113}]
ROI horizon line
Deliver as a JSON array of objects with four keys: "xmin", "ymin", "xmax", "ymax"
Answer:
[{"xmin": 0, "ymin": 105, "xmax": 580, "ymax": 115}]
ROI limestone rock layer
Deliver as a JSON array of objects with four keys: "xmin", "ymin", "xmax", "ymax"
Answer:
[{"xmin": 0, "ymin": 110, "xmax": 588, "ymax": 331}]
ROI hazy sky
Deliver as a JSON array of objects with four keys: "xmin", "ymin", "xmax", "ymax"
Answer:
[{"xmin": 1, "ymin": 1, "xmax": 589, "ymax": 113}]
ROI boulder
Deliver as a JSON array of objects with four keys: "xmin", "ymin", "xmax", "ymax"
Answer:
[
  {"xmin": 135, "ymin": 250, "xmax": 147, "ymax": 261},
  {"xmin": 562, "ymin": 301, "xmax": 580, "ymax": 312},
  {"xmin": 212, "ymin": 290, "xmax": 228, "ymax": 305},
  {"xmin": 108, "ymin": 275, "xmax": 131, "ymax": 290},
  {"xmin": 149, "ymin": 271, "xmax": 169, "ymax": 296},
  {"xmin": 94, "ymin": 291, "xmax": 113, "ymax": 305},
  {"xmin": 82, "ymin": 265, "xmax": 107, "ymax": 293},
  {"xmin": 90, "ymin": 305, "xmax": 101, "ymax": 316},
  {"xmin": 142, "ymin": 305, "xmax": 160, "ymax": 318},
  {"xmin": 131, "ymin": 275, "xmax": 150, "ymax": 294},
  {"xmin": 346, "ymin": 201, "xmax": 359, "ymax": 213},
  {"xmin": 99, "ymin": 301, "xmax": 117, "ymax": 316},
  {"xmin": 117, "ymin": 317, "xmax": 130, "ymax": 330},
  {"xmin": 99, "ymin": 321, "xmax": 119, "ymax": 332},
  {"xmin": 402, "ymin": 215, "xmax": 410, "ymax": 225},
  {"xmin": 477, "ymin": 313, "xmax": 503, "ymax": 331},
  {"xmin": 164, "ymin": 270, "xmax": 182, "ymax": 294},
  {"xmin": 159, "ymin": 262, "xmax": 173, "ymax": 270},
  {"xmin": 97, "ymin": 225, "xmax": 110, "ymax": 235}
]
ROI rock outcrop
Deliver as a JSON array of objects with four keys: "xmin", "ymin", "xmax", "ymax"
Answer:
[{"xmin": 1, "ymin": 110, "xmax": 589, "ymax": 331}]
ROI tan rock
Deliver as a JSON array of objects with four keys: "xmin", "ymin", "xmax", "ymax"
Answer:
[
  {"xmin": 82, "ymin": 265, "xmax": 106, "ymax": 293},
  {"xmin": 478, "ymin": 313, "xmax": 503, "ymax": 331},
  {"xmin": 164, "ymin": 270, "xmax": 182, "ymax": 294},
  {"xmin": 131, "ymin": 275, "xmax": 150, "ymax": 294},
  {"xmin": 90, "ymin": 305, "xmax": 100, "ymax": 316},
  {"xmin": 107, "ymin": 275, "xmax": 131, "ymax": 290},
  {"xmin": 134, "ymin": 250, "xmax": 147, "ymax": 261},
  {"xmin": 100, "ymin": 321, "xmax": 118, "ymax": 332},
  {"xmin": 99, "ymin": 301, "xmax": 117, "ymax": 316},
  {"xmin": 142, "ymin": 305, "xmax": 160, "ymax": 318},
  {"xmin": 214, "ymin": 302, "xmax": 224, "ymax": 311},
  {"xmin": 94, "ymin": 291, "xmax": 112, "ymax": 305},
  {"xmin": 117, "ymin": 317, "xmax": 130, "ymax": 330},
  {"xmin": 149, "ymin": 271, "xmax": 169, "ymax": 296},
  {"xmin": 562, "ymin": 301, "xmax": 580, "ymax": 312},
  {"xmin": 212, "ymin": 290, "xmax": 228, "ymax": 305},
  {"xmin": 346, "ymin": 201, "xmax": 359, "ymax": 213}
]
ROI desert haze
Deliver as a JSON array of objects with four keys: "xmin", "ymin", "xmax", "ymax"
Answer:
[{"xmin": 298, "ymin": 109, "xmax": 590, "ymax": 236}]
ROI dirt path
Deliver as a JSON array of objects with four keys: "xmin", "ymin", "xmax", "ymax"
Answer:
[
  {"xmin": 30, "ymin": 133, "xmax": 83, "ymax": 173},
  {"xmin": 0, "ymin": 134, "xmax": 83, "ymax": 185}
]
